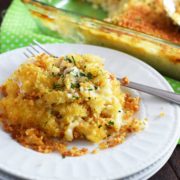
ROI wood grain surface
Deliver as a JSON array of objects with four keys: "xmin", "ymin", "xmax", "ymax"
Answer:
[{"xmin": 0, "ymin": 1, "xmax": 180, "ymax": 180}]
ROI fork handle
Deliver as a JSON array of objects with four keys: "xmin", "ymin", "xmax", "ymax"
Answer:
[{"xmin": 122, "ymin": 81, "xmax": 180, "ymax": 105}]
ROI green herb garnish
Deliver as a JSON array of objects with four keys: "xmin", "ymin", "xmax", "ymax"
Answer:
[
  {"xmin": 71, "ymin": 83, "xmax": 80, "ymax": 89},
  {"xmin": 64, "ymin": 56, "xmax": 76, "ymax": 65},
  {"xmin": 108, "ymin": 121, "xmax": 114, "ymax": 126},
  {"xmin": 71, "ymin": 83, "xmax": 76, "ymax": 89},
  {"xmin": 51, "ymin": 72, "xmax": 63, "ymax": 78},
  {"xmin": 94, "ymin": 86, "xmax": 98, "ymax": 90},
  {"xmin": 53, "ymin": 83, "xmax": 63, "ymax": 90},
  {"xmin": 64, "ymin": 56, "xmax": 72, "ymax": 63},
  {"xmin": 80, "ymin": 72, "xmax": 86, "ymax": 77},
  {"xmin": 71, "ymin": 56, "xmax": 76, "ymax": 65},
  {"xmin": 72, "ymin": 95, "xmax": 79, "ymax": 99},
  {"xmin": 87, "ymin": 72, "xmax": 93, "ymax": 79},
  {"xmin": 88, "ymin": 88, "xmax": 93, "ymax": 91},
  {"xmin": 118, "ymin": 110, "xmax": 122, "ymax": 113},
  {"xmin": 98, "ymin": 125, "xmax": 102, "ymax": 128}
]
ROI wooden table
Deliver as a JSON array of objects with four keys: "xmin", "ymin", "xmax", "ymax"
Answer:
[{"xmin": 0, "ymin": 1, "xmax": 180, "ymax": 179}]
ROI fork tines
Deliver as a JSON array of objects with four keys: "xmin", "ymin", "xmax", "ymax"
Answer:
[{"xmin": 23, "ymin": 40, "xmax": 53, "ymax": 58}]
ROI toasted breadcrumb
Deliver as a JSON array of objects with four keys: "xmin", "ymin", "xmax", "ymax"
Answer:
[
  {"xmin": 121, "ymin": 77, "xmax": 129, "ymax": 86},
  {"xmin": 91, "ymin": 148, "xmax": 99, "ymax": 154}
]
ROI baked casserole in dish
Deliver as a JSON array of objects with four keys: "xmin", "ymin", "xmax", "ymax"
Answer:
[{"xmin": 22, "ymin": 0, "xmax": 180, "ymax": 80}]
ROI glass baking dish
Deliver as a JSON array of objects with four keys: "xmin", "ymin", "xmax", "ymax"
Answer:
[{"xmin": 22, "ymin": 0, "xmax": 180, "ymax": 80}]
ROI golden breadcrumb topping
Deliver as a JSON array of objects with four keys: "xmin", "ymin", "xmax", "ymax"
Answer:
[{"xmin": 88, "ymin": 0, "xmax": 180, "ymax": 43}]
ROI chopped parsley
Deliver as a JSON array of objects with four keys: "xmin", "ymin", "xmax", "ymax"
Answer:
[
  {"xmin": 71, "ymin": 83, "xmax": 80, "ymax": 89},
  {"xmin": 98, "ymin": 125, "xmax": 102, "ymax": 128},
  {"xmin": 51, "ymin": 72, "xmax": 64, "ymax": 78},
  {"xmin": 118, "ymin": 110, "xmax": 122, "ymax": 113},
  {"xmin": 108, "ymin": 121, "xmax": 114, "ymax": 126},
  {"xmin": 65, "ymin": 58, "xmax": 71, "ymax": 63},
  {"xmin": 53, "ymin": 83, "xmax": 63, "ymax": 90},
  {"xmin": 71, "ymin": 83, "xmax": 76, "ymax": 89},
  {"xmin": 71, "ymin": 56, "xmax": 76, "ymax": 65},
  {"xmin": 72, "ymin": 95, "xmax": 79, "ymax": 99},
  {"xmin": 80, "ymin": 72, "xmax": 86, "ymax": 77},
  {"xmin": 88, "ymin": 88, "xmax": 93, "ymax": 91},
  {"xmin": 87, "ymin": 72, "xmax": 93, "ymax": 79},
  {"xmin": 71, "ymin": 71, "xmax": 93, "ymax": 80},
  {"xmin": 94, "ymin": 86, "xmax": 98, "ymax": 90},
  {"xmin": 64, "ymin": 56, "xmax": 76, "ymax": 65}
]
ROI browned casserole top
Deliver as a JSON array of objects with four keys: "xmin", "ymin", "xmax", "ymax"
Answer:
[{"xmin": 109, "ymin": 0, "xmax": 180, "ymax": 44}]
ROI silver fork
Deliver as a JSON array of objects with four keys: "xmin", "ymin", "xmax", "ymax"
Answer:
[{"xmin": 24, "ymin": 40, "xmax": 180, "ymax": 105}]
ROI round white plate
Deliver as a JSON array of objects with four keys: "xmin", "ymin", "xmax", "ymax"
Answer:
[
  {"xmin": 138, "ymin": 139, "xmax": 178, "ymax": 180},
  {"xmin": 0, "ymin": 44, "xmax": 179, "ymax": 180},
  {"xmin": 124, "ymin": 132, "xmax": 179, "ymax": 180}
]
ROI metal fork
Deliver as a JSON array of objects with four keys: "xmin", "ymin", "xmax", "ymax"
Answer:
[
  {"xmin": 24, "ymin": 40, "xmax": 180, "ymax": 105},
  {"xmin": 23, "ymin": 40, "xmax": 53, "ymax": 58}
]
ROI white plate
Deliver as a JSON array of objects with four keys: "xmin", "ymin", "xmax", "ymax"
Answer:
[
  {"xmin": 0, "ymin": 44, "xmax": 179, "ymax": 180},
  {"xmin": 124, "ymin": 130, "xmax": 179, "ymax": 180},
  {"xmin": 139, "ymin": 139, "xmax": 178, "ymax": 180}
]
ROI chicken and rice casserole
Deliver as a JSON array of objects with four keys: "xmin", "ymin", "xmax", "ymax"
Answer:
[{"xmin": 0, "ymin": 53, "xmax": 144, "ymax": 157}]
